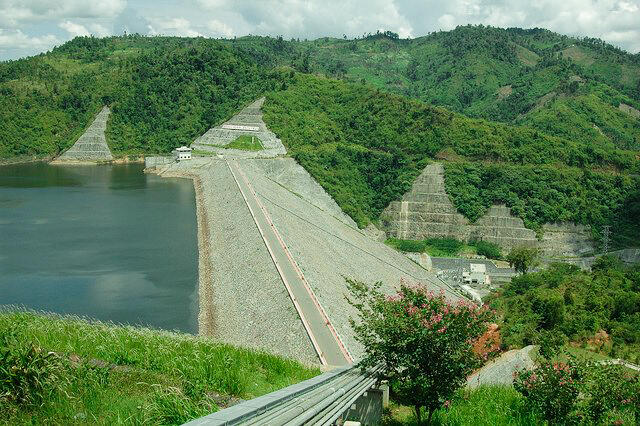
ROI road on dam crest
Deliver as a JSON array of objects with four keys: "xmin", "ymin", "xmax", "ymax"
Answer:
[{"xmin": 226, "ymin": 159, "xmax": 352, "ymax": 366}]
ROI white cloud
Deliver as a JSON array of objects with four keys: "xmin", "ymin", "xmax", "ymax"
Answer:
[
  {"xmin": 90, "ymin": 23, "xmax": 111, "ymax": 38},
  {"xmin": 196, "ymin": 0, "xmax": 414, "ymax": 39},
  {"xmin": 147, "ymin": 18, "xmax": 202, "ymax": 37},
  {"xmin": 437, "ymin": 14, "xmax": 457, "ymax": 31},
  {"xmin": 0, "ymin": 0, "xmax": 126, "ymax": 27},
  {"xmin": 208, "ymin": 19, "xmax": 234, "ymax": 38},
  {"xmin": 2, "ymin": 0, "xmax": 640, "ymax": 59},
  {"xmin": 400, "ymin": 0, "xmax": 640, "ymax": 52},
  {"xmin": 57, "ymin": 20, "xmax": 112, "ymax": 38},
  {"xmin": 59, "ymin": 20, "xmax": 90, "ymax": 37},
  {"xmin": 0, "ymin": 29, "xmax": 58, "ymax": 51}
]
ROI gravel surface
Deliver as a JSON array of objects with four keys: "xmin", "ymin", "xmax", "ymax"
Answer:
[
  {"xmin": 241, "ymin": 158, "xmax": 461, "ymax": 359},
  {"xmin": 55, "ymin": 106, "xmax": 113, "ymax": 162},
  {"xmin": 151, "ymin": 156, "xmax": 463, "ymax": 363},
  {"xmin": 154, "ymin": 158, "xmax": 318, "ymax": 364},
  {"xmin": 467, "ymin": 345, "xmax": 536, "ymax": 388}
]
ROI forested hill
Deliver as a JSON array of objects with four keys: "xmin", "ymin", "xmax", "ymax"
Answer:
[
  {"xmin": 228, "ymin": 26, "xmax": 640, "ymax": 151},
  {"xmin": 0, "ymin": 28, "xmax": 639, "ymax": 248},
  {"xmin": 0, "ymin": 36, "xmax": 289, "ymax": 158}
]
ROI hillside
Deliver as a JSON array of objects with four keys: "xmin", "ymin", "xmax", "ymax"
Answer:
[
  {"xmin": 263, "ymin": 73, "xmax": 640, "ymax": 247},
  {"xmin": 1, "ymin": 28, "xmax": 639, "ymax": 247},
  {"xmin": 487, "ymin": 256, "xmax": 640, "ymax": 364},
  {"xmin": 0, "ymin": 36, "xmax": 290, "ymax": 158},
  {"xmin": 0, "ymin": 310, "xmax": 318, "ymax": 424},
  {"xmin": 229, "ymin": 26, "xmax": 640, "ymax": 151}
]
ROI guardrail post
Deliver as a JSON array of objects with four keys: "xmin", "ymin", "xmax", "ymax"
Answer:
[{"xmin": 342, "ymin": 385, "xmax": 386, "ymax": 425}]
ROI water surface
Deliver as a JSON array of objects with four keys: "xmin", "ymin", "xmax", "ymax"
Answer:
[{"xmin": 0, "ymin": 162, "xmax": 198, "ymax": 333}]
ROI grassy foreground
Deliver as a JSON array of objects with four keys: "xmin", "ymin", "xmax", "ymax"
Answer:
[
  {"xmin": 0, "ymin": 310, "xmax": 319, "ymax": 425},
  {"xmin": 383, "ymin": 386, "xmax": 541, "ymax": 425}
]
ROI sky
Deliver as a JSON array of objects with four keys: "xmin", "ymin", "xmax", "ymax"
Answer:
[{"xmin": 0, "ymin": 0, "xmax": 639, "ymax": 60}]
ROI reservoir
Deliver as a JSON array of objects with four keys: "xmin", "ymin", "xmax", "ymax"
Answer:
[{"xmin": 0, "ymin": 162, "xmax": 198, "ymax": 333}]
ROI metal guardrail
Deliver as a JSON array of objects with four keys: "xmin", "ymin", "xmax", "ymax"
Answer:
[{"xmin": 183, "ymin": 365, "xmax": 382, "ymax": 426}]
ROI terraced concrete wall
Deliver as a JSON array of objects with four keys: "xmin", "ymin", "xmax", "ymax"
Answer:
[
  {"xmin": 56, "ymin": 106, "xmax": 113, "ymax": 161},
  {"xmin": 191, "ymin": 97, "xmax": 286, "ymax": 157},
  {"xmin": 381, "ymin": 163, "xmax": 594, "ymax": 256}
]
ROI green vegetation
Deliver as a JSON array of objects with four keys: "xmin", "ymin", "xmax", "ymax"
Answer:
[
  {"xmin": 0, "ymin": 35, "xmax": 290, "ymax": 158},
  {"xmin": 514, "ymin": 358, "xmax": 639, "ymax": 424},
  {"xmin": 385, "ymin": 238, "xmax": 464, "ymax": 257},
  {"xmin": 506, "ymin": 246, "xmax": 540, "ymax": 274},
  {"xmin": 225, "ymin": 135, "xmax": 264, "ymax": 151},
  {"xmin": 443, "ymin": 162, "xmax": 640, "ymax": 248},
  {"xmin": 2, "ymin": 28, "xmax": 639, "ymax": 248},
  {"xmin": 383, "ymin": 386, "xmax": 541, "ymax": 425},
  {"xmin": 385, "ymin": 237, "xmax": 502, "ymax": 259},
  {"xmin": 263, "ymin": 73, "xmax": 639, "ymax": 246},
  {"xmin": 228, "ymin": 27, "xmax": 640, "ymax": 151},
  {"xmin": 347, "ymin": 280, "xmax": 495, "ymax": 424},
  {"xmin": 0, "ymin": 310, "xmax": 319, "ymax": 424},
  {"xmin": 488, "ymin": 257, "xmax": 640, "ymax": 363}
]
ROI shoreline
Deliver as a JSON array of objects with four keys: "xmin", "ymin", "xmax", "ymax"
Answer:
[{"xmin": 147, "ymin": 167, "xmax": 216, "ymax": 337}]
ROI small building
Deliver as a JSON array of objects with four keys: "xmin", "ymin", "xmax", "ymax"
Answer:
[
  {"xmin": 463, "ymin": 263, "xmax": 491, "ymax": 285},
  {"xmin": 174, "ymin": 146, "xmax": 192, "ymax": 161}
]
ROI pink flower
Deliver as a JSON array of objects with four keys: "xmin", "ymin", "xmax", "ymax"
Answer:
[
  {"xmin": 437, "ymin": 326, "xmax": 447, "ymax": 333},
  {"xmin": 443, "ymin": 400, "xmax": 451, "ymax": 409}
]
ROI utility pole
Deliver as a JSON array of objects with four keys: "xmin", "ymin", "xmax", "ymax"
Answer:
[{"xmin": 602, "ymin": 225, "xmax": 611, "ymax": 254}]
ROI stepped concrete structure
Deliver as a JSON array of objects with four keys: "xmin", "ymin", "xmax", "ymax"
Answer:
[
  {"xmin": 190, "ymin": 98, "xmax": 286, "ymax": 157},
  {"xmin": 541, "ymin": 223, "xmax": 594, "ymax": 257},
  {"xmin": 55, "ymin": 106, "xmax": 113, "ymax": 162},
  {"xmin": 382, "ymin": 164, "xmax": 469, "ymax": 240},
  {"xmin": 382, "ymin": 163, "xmax": 594, "ymax": 256}
]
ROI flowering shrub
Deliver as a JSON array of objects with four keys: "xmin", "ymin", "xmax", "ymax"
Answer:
[
  {"xmin": 514, "ymin": 360, "xmax": 582, "ymax": 423},
  {"xmin": 347, "ymin": 279, "xmax": 495, "ymax": 424},
  {"xmin": 515, "ymin": 359, "xmax": 640, "ymax": 424}
]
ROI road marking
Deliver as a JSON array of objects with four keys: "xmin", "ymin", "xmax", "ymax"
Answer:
[{"xmin": 226, "ymin": 159, "xmax": 352, "ymax": 365}]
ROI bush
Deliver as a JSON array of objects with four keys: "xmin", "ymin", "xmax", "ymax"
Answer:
[
  {"xmin": 0, "ymin": 327, "xmax": 67, "ymax": 408},
  {"xmin": 514, "ymin": 360, "xmax": 582, "ymax": 423},
  {"xmin": 471, "ymin": 240, "xmax": 502, "ymax": 259},
  {"xmin": 145, "ymin": 386, "xmax": 218, "ymax": 425},
  {"xmin": 506, "ymin": 246, "xmax": 540, "ymax": 274},
  {"xmin": 386, "ymin": 238, "xmax": 429, "ymax": 253},
  {"xmin": 347, "ymin": 280, "xmax": 495, "ymax": 424},
  {"xmin": 425, "ymin": 238, "xmax": 464, "ymax": 256}
]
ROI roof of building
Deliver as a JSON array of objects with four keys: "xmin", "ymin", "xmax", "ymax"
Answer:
[
  {"xmin": 470, "ymin": 263, "xmax": 487, "ymax": 273},
  {"xmin": 175, "ymin": 146, "xmax": 192, "ymax": 151}
]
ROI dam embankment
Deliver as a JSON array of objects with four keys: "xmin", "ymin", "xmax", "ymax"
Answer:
[{"xmin": 149, "ymin": 157, "xmax": 461, "ymax": 364}]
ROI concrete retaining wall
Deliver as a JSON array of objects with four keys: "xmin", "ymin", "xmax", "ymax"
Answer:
[
  {"xmin": 56, "ymin": 106, "xmax": 113, "ymax": 162},
  {"xmin": 381, "ymin": 163, "xmax": 594, "ymax": 256}
]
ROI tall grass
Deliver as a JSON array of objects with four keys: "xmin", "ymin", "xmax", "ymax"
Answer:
[
  {"xmin": 0, "ymin": 309, "xmax": 319, "ymax": 425},
  {"xmin": 384, "ymin": 386, "xmax": 541, "ymax": 425}
]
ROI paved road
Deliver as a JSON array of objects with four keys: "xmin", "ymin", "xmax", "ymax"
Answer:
[{"xmin": 226, "ymin": 159, "xmax": 351, "ymax": 366}]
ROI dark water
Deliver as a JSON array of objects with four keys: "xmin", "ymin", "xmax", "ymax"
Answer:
[{"xmin": 0, "ymin": 162, "xmax": 198, "ymax": 333}]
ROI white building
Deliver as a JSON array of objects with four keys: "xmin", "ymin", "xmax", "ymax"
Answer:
[
  {"xmin": 463, "ymin": 263, "xmax": 491, "ymax": 285},
  {"xmin": 174, "ymin": 146, "xmax": 192, "ymax": 161}
]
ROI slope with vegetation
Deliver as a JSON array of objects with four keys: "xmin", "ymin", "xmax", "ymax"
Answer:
[
  {"xmin": 1, "ymin": 28, "xmax": 639, "ymax": 247},
  {"xmin": 228, "ymin": 26, "xmax": 640, "ymax": 150},
  {"xmin": 487, "ymin": 256, "xmax": 640, "ymax": 364},
  {"xmin": 0, "ymin": 310, "xmax": 318, "ymax": 424},
  {"xmin": 263, "ymin": 73, "xmax": 640, "ymax": 247},
  {"xmin": 0, "ymin": 35, "xmax": 289, "ymax": 158}
]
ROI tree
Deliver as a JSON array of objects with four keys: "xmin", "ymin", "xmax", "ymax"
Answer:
[
  {"xmin": 346, "ymin": 280, "xmax": 494, "ymax": 424},
  {"xmin": 506, "ymin": 246, "xmax": 540, "ymax": 274}
]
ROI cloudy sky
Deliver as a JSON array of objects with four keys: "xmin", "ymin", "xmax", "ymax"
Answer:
[{"xmin": 1, "ymin": 0, "xmax": 639, "ymax": 60}]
